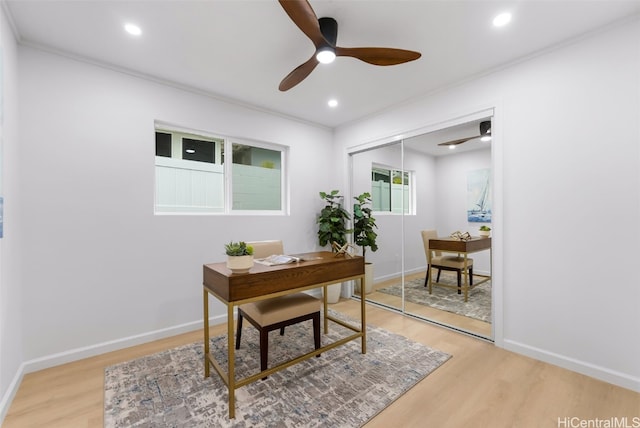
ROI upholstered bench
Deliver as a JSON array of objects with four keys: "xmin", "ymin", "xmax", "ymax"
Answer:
[{"xmin": 235, "ymin": 292, "xmax": 321, "ymax": 379}]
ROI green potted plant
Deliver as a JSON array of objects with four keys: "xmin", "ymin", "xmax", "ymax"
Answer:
[
  {"xmin": 225, "ymin": 241, "xmax": 254, "ymax": 273},
  {"xmin": 479, "ymin": 225, "xmax": 491, "ymax": 238},
  {"xmin": 317, "ymin": 190, "xmax": 351, "ymax": 248},
  {"xmin": 317, "ymin": 190, "xmax": 351, "ymax": 302},
  {"xmin": 353, "ymin": 192, "xmax": 378, "ymax": 294}
]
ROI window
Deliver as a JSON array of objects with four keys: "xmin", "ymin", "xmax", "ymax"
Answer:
[
  {"xmin": 371, "ymin": 165, "xmax": 412, "ymax": 214},
  {"xmin": 154, "ymin": 124, "xmax": 286, "ymax": 214}
]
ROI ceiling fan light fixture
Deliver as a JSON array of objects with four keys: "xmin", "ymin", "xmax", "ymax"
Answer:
[{"xmin": 316, "ymin": 47, "xmax": 336, "ymax": 64}]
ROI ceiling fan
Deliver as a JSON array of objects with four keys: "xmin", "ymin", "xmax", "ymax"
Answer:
[
  {"xmin": 438, "ymin": 121, "xmax": 492, "ymax": 147},
  {"xmin": 278, "ymin": 0, "xmax": 422, "ymax": 91}
]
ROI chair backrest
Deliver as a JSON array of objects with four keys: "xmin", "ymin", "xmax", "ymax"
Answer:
[
  {"xmin": 246, "ymin": 240, "xmax": 284, "ymax": 259},
  {"xmin": 420, "ymin": 230, "xmax": 441, "ymax": 260}
]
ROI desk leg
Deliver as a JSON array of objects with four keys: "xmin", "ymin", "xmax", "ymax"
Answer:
[
  {"xmin": 203, "ymin": 289, "xmax": 210, "ymax": 378},
  {"xmin": 323, "ymin": 285, "xmax": 329, "ymax": 334},
  {"xmin": 360, "ymin": 275, "xmax": 367, "ymax": 354},
  {"xmin": 227, "ymin": 303, "xmax": 236, "ymax": 419}
]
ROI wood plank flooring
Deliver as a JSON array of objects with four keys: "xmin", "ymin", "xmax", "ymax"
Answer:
[{"xmin": 4, "ymin": 299, "xmax": 638, "ymax": 427}]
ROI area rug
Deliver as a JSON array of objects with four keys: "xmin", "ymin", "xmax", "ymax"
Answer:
[
  {"xmin": 104, "ymin": 310, "xmax": 450, "ymax": 427},
  {"xmin": 377, "ymin": 273, "xmax": 492, "ymax": 322}
]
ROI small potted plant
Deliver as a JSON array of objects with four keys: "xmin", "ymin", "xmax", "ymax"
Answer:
[
  {"xmin": 225, "ymin": 241, "xmax": 254, "ymax": 273},
  {"xmin": 317, "ymin": 190, "xmax": 351, "ymax": 303},
  {"xmin": 353, "ymin": 192, "xmax": 378, "ymax": 294},
  {"xmin": 479, "ymin": 225, "xmax": 491, "ymax": 238}
]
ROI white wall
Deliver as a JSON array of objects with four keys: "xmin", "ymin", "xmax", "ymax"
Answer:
[
  {"xmin": 0, "ymin": 2, "xmax": 24, "ymax": 419},
  {"xmin": 16, "ymin": 47, "xmax": 334, "ymax": 367},
  {"xmin": 335, "ymin": 19, "xmax": 640, "ymax": 391}
]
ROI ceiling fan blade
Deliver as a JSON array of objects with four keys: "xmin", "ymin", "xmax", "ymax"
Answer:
[
  {"xmin": 278, "ymin": 0, "xmax": 327, "ymax": 48},
  {"xmin": 437, "ymin": 136, "xmax": 478, "ymax": 146},
  {"xmin": 335, "ymin": 46, "xmax": 421, "ymax": 66},
  {"xmin": 279, "ymin": 56, "xmax": 320, "ymax": 91}
]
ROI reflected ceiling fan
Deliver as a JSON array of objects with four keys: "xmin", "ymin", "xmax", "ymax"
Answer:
[
  {"xmin": 438, "ymin": 121, "xmax": 492, "ymax": 147},
  {"xmin": 278, "ymin": 0, "xmax": 422, "ymax": 91}
]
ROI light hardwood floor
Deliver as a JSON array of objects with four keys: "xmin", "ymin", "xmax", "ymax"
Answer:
[{"xmin": 4, "ymin": 299, "xmax": 638, "ymax": 427}]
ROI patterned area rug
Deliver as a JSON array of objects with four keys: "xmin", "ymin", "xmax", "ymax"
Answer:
[
  {"xmin": 377, "ymin": 272, "xmax": 492, "ymax": 322},
  {"xmin": 104, "ymin": 310, "xmax": 450, "ymax": 427}
]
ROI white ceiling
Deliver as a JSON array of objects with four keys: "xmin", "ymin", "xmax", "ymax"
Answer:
[{"xmin": 5, "ymin": 0, "xmax": 640, "ymax": 130}]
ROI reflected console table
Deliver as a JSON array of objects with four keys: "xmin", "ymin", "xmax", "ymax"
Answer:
[
  {"xmin": 202, "ymin": 251, "xmax": 365, "ymax": 418},
  {"xmin": 427, "ymin": 237, "xmax": 492, "ymax": 302}
]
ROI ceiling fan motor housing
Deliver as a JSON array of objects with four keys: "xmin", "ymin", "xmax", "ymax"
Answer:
[
  {"xmin": 319, "ymin": 17, "xmax": 338, "ymax": 46},
  {"xmin": 480, "ymin": 120, "xmax": 491, "ymax": 135}
]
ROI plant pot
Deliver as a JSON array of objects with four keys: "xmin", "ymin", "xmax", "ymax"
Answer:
[
  {"xmin": 354, "ymin": 262, "xmax": 374, "ymax": 295},
  {"xmin": 479, "ymin": 230, "xmax": 490, "ymax": 238},
  {"xmin": 324, "ymin": 283, "xmax": 342, "ymax": 304},
  {"xmin": 226, "ymin": 255, "xmax": 253, "ymax": 274}
]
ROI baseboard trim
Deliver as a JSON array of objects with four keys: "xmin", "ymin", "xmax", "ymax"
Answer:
[
  {"xmin": 0, "ymin": 361, "xmax": 26, "ymax": 426},
  {"xmin": 21, "ymin": 313, "xmax": 227, "ymax": 375},
  {"xmin": 503, "ymin": 339, "xmax": 640, "ymax": 393}
]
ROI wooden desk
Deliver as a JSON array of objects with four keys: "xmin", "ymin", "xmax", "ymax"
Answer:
[
  {"xmin": 427, "ymin": 237, "xmax": 492, "ymax": 302},
  {"xmin": 202, "ymin": 251, "xmax": 365, "ymax": 419}
]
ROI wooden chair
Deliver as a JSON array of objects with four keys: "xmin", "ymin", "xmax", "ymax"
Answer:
[
  {"xmin": 235, "ymin": 240, "xmax": 321, "ymax": 378},
  {"xmin": 421, "ymin": 230, "xmax": 473, "ymax": 294}
]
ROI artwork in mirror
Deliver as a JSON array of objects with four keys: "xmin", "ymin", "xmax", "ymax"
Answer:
[{"xmin": 467, "ymin": 168, "xmax": 491, "ymax": 223}]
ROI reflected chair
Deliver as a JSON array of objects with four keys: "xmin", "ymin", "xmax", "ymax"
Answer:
[
  {"xmin": 235, "ymin": 240, "xmax": 321, "ymax": 378},
  {"xmin": 421, "ymin": 230, "xmax": 473, "ymax": 294}
]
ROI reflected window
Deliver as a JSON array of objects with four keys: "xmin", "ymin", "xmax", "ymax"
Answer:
[{"xmin": 371, "ymin": 165, "xmax": 412, "ymax": 213}]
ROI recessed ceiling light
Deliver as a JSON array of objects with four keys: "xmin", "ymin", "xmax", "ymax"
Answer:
[
  {"xmin": 124, "ymin": 23, "xmax": 142, "ymax": 36},
  {"xmin": 448, "ymin": 145, "xmax": 456, "ymax": 150},
  {"xmin": 493, "ymin": 12, "xmax": 512, "ymax": 27},
  {"xmin": 480, "ymin": 136, "xmax": 492, "ymax": 142},
  {"xmin": 328, "ymin": 99, "xmax": 338, "ymax": 108},
  {"xmin": 185, "ymin": 149, "xmax": 195, "ymax": 154}
]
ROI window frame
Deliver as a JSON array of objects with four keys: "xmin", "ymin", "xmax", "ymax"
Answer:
[{"xmin": 154, "ymin": 122, "xmax": 289, "ymax": 215}]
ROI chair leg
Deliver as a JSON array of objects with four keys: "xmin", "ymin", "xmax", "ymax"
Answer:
[
  {"xmin": 279, "ymin": 327, "xmax": 285, "ymax": 336},
  {"xmin": 235, "ymin": 312, "xmax": 243, "ymax": 350},
  {"xmin": 437, "ymin": 269, "xmax": 442, "ymax": 282},
  {"xmin": 470, "ymin": 267, "xmax": 473, "ymax": 286},
  {"xmin": 260, "ymin": 328, "xmax": 269, "ymax": 380},
  {"xmin": 313, "ymin": 312, "xmax": 321, "ymax": 358},
  {"xmin": 456, "ymin": 270, "xmax": 462, "ymax": 294},
  {"xmin": 424, "ymin": 265, "xmax": 430, "ymax": 287}
]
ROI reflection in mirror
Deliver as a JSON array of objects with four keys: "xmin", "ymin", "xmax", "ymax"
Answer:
[
  {"xmin": 350, "ymin": 116, "xmax": 493, "ymax": 339},
  {"xmin": 350, "ymin": 141, "xmax": 404, "ymax": 313}
]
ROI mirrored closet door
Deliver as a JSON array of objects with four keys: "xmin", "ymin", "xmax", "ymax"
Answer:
[
  {"xmin": 349, "ymin": 115, "xmax": 494, "ymax": 339},
  {"xmin": 350, "ymin": 141, "xmax": 404, "ymax": 313}
]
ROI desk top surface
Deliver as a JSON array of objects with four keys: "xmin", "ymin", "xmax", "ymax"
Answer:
[{"xmin": 203, "ymin": 251, "xmax": 364, "ymax": 303}]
